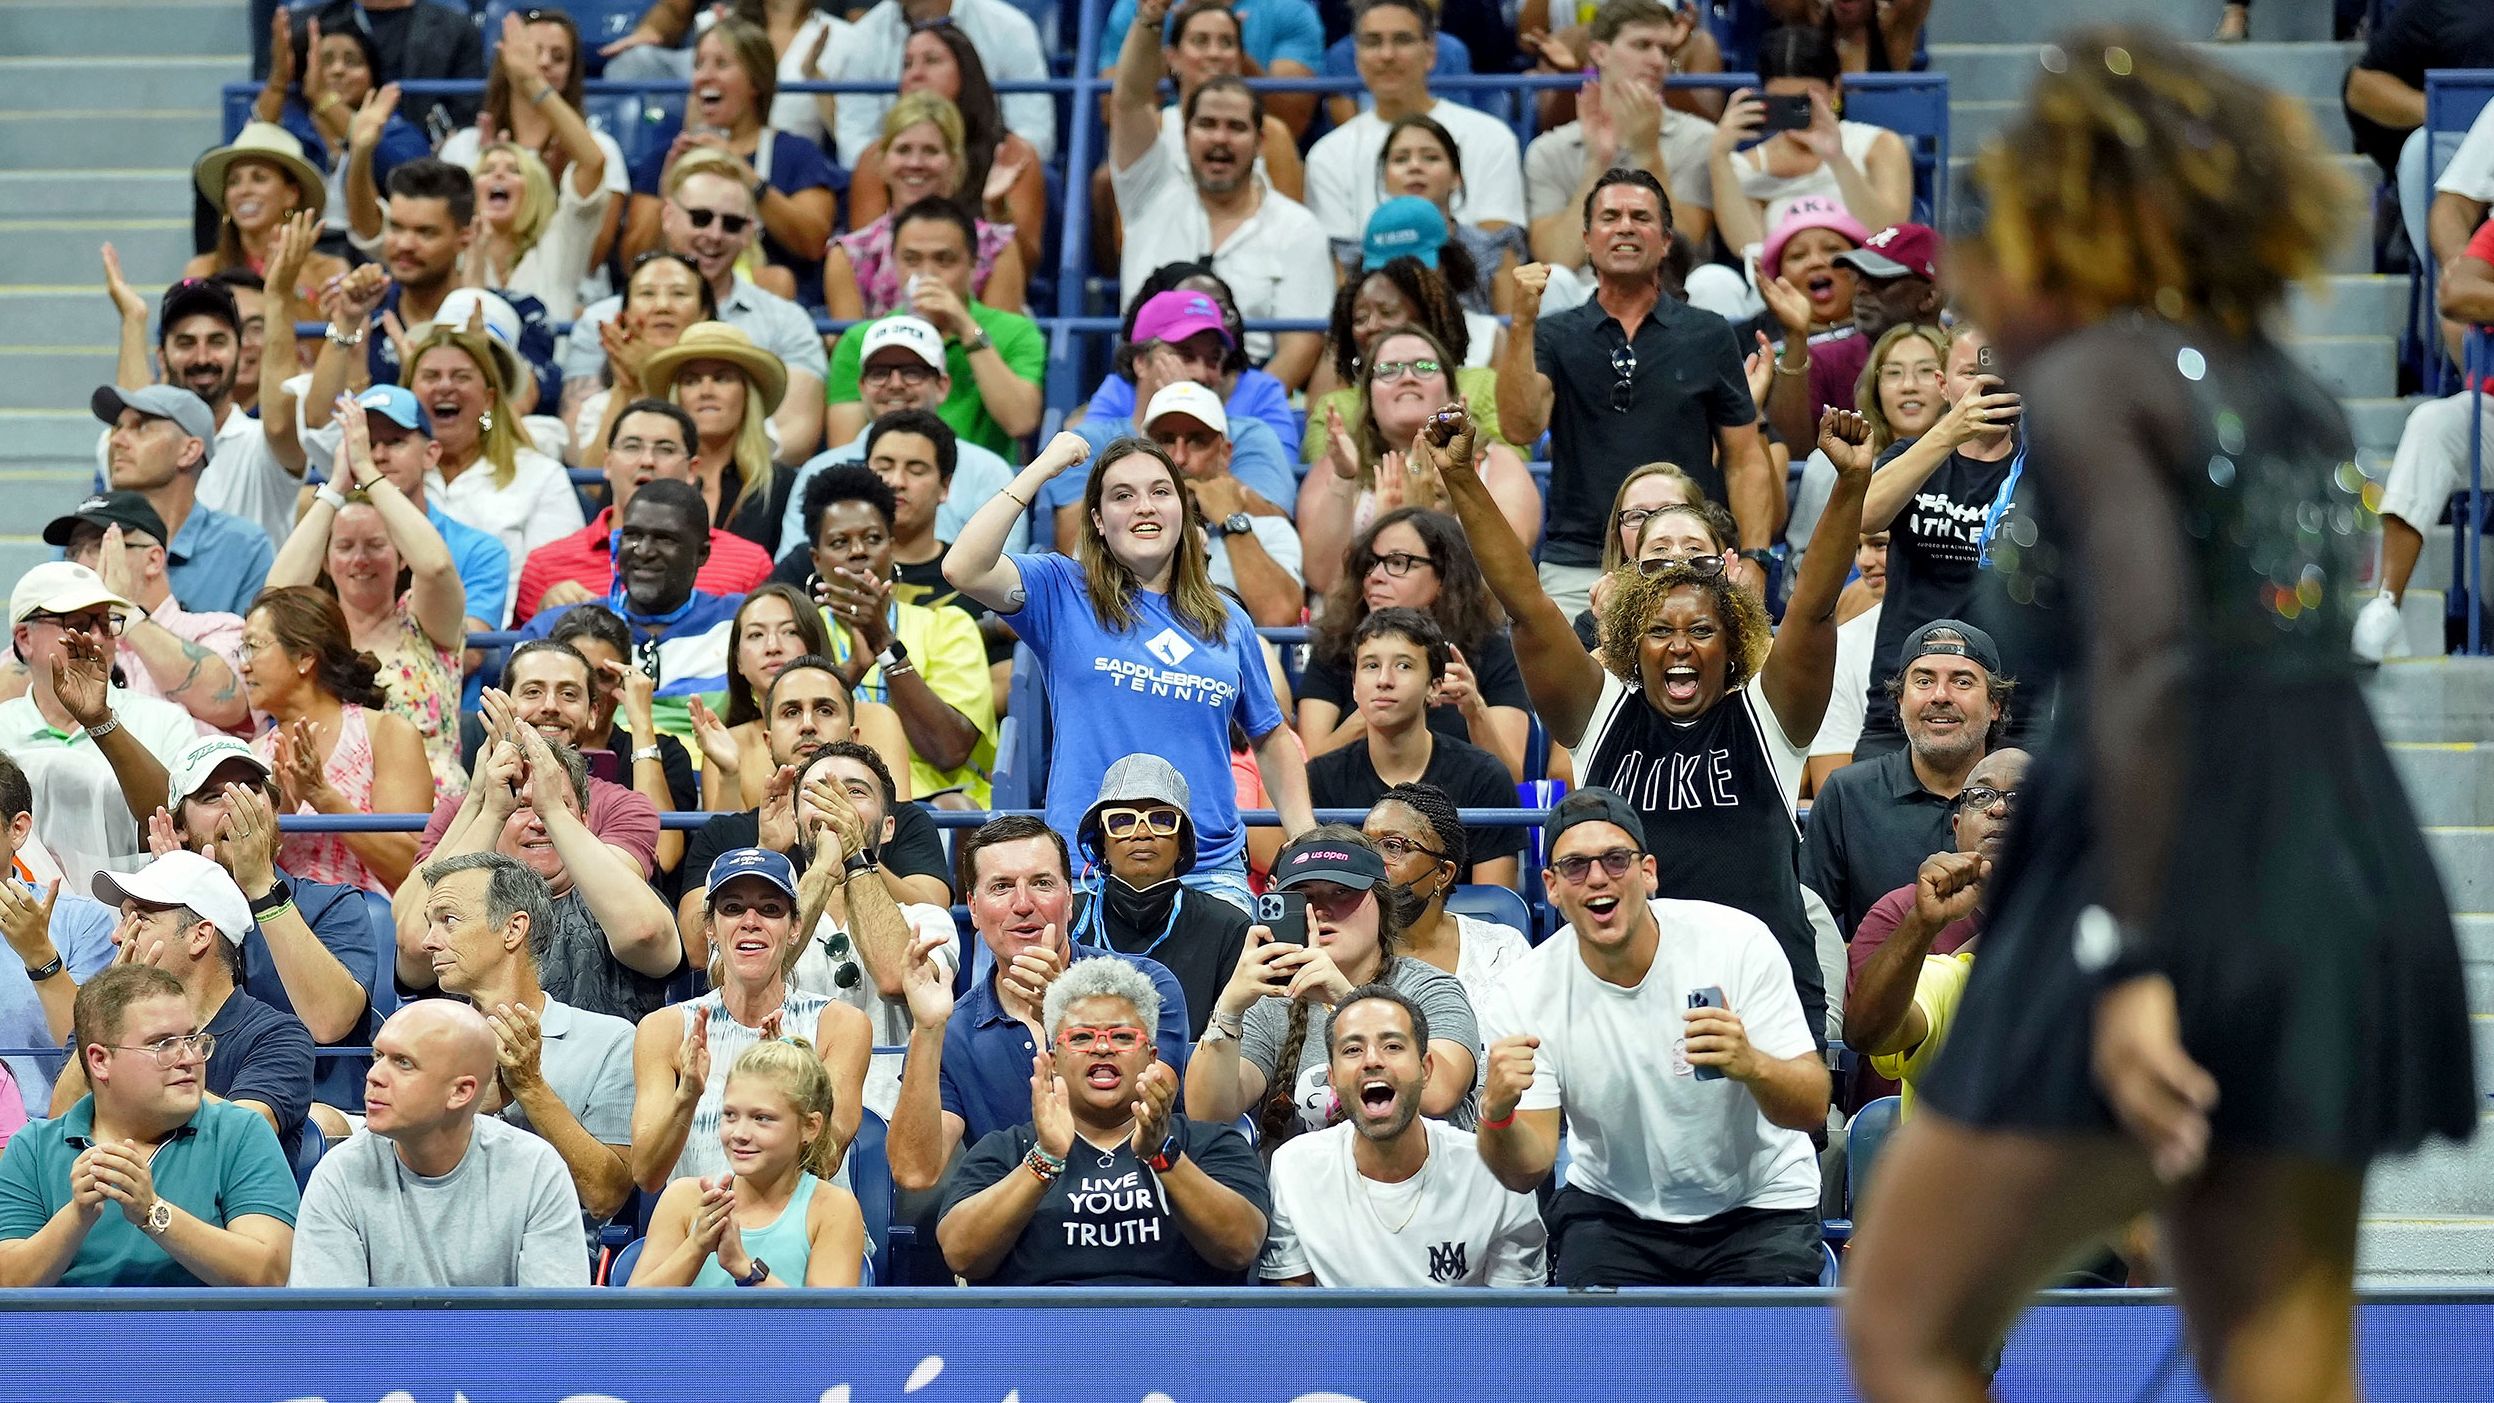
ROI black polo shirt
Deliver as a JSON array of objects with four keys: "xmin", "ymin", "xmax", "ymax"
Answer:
[
  {"xmin": 1796, "ymin": 746, "xmax": 1957, "ymax": 943},
  {"xmin": 1535, "ymin": 293, "xmax": 1755, "ymax": 565}
]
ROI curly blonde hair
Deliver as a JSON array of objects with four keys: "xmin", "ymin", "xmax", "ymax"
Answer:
[
  {"xmin": 1597, "ymin": 563, "xmax": 1773, "ymax": 694},
  {"xmin": 1973, "ymin": 27, "xmax": 2345, "ymax": 335}
]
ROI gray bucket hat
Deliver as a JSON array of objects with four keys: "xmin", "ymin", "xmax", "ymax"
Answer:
[{"xmin": 1078, "ymin": 754, "xmax": 1199, "ymax": 876}]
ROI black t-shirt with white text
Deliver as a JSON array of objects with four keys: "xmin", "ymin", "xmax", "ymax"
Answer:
[
  {"xmin": 939, "ymin": 1116, "xmax": 1270, "ymax": 1286},
  {"xmin": 1859, "ymin": 435, "xmax": 2019, "ymax": 750}
]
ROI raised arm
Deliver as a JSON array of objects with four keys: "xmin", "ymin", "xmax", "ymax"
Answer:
[
  {"xmin": 500, "ymin": 15, "xmax": 606, "ymax": 196},
  {"xmin": 101, "ymin": 245, "xmax": 153, "ymax": 392},
  {"xmin": 1493, "ymin": 264, "xmax": 1557, "ymax": 448},
  {"xmin": 1848, "ymin": 851, "xmax": 1981, "ymax": 1056},
  {"xmin": 1474, "ymin": 1034, "xmax": 1561, "ymax": 1193},
  {"xmin": 1859, "ymin": 379, "xmax": 2015, "ymax": 531},
  {"xmin": 943, "ymin": 431, "xmax": 1088, "ymax": 611},
  {"xmin": 50, "ymin": 633, "xmax": 168, "ymax": 828},
  {"xmin": 1422, "ymin": 404, "xmax": 1605, "ymax": 746},
  {"xmin": 1110, "ymin": 0, "xmax": 1174, "ymax": 174},
  {"xmin": 884, "ymin": 929, "xmax": 964, "ymax": 1192},
  {"xmin": 257, "ymin": 211, "xmax": 323, "ymax": 476},
  {"xmin": 1802, "ymin": 96, "xmax": 1910, "ymax": 232},
  {"xmin": 215, "ymin": 786, "xmax": 368, "ymax": 1042},
  {"xmin": 333, "ymin": 397, "xmax": 467, "ymax": 648},
  {"xmin": 343, "ymin": 85, "xmax": 402, "ymax": 246},
  {"xmin": 1757, "ymin": 408, "xmax": 1872, "ymax": 742},
  {"xmin": 1706, "ymin": 91, "xmax": 1769, "ymax": 255},
  {"xmin": 515, "ymin": 725, "xmax": 678, "ymax": 979}
]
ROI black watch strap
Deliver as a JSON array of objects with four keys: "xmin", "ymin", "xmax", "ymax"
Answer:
[
  {"xmin": 248, "ymin": 878, "xmax": 295, "ymax": 918},
  {"xmin": 23, "ymin": 954, "xmax": 64, "ymax": 983}
]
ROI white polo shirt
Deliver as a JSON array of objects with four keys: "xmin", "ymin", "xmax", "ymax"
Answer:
[
  {"xmin": 0, "ymin": 690, "xmax": 201, "ymax": 888},
  {"xmin": 1303, "ymin": 100, "xmax": 1527, "ymax": 244},
  {"xmin": 1475, "ymin": 898, "xmax": 1822, "ymax": 1225},
  {"xmin": 790, "ymin": 899, "xmax": 960, "ymax": 1120},
  {"xmin": 1112, "ymin": 139, "xmax": 1334, "ymax": 365}
]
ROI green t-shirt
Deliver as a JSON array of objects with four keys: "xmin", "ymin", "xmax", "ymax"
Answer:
[
  {"xmin": 826, "ymin": 304, "xmax": 1046, "ymax": 461},
  {"xmin": 0, "ymin": 1097, "xmax": 297, "ymax": 1286}
]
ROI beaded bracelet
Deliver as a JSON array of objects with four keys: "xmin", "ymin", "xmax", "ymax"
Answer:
[{"xmin": 1023, "ymin": 1145, "xmax": 1066, "ymax": 1185}]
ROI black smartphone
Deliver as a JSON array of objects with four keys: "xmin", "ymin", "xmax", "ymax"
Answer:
[
  {"xmin": 1975, "ymin": 343, "xmax": 2007, "ymax": 390},
  {"xmin": 1687, "ymin": 986, "xmax": 1727, "ymax": 1081},
  {"xmin": 1255, "ymin": 891, "xmax": 1309, "ymax": 947},
  {"xmin": 1760, "ymin": 93, "xmax": 1813, "ymax": 134}
]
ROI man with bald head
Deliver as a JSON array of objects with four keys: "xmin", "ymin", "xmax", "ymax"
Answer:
[{"xmin": 288, "ymin": 1001, "xmax": 587, "ymax": 1285}]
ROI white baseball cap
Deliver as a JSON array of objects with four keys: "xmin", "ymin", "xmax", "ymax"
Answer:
[
  {"xmin": 9, "ymin": 561, "xmax": 137, "ymax": 629},
  {"xmin": 168, "ymin": 735, "xmax": 275, "ymax": 807},
  {"xmin": 859, "ymin": 316, "xmax": 947, "ymax": 373},
  {"xmin": 1142, "ymin": 381, "xmax": 1228, "ymax": 437},
  {"xmin": 92, "ymin": 850, "xmax": 252, "ymax": 945}
]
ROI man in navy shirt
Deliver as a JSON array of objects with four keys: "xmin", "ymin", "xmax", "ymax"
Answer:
[{"xmin": 886, "ymin": 816, "xmax": 1190, "ymax": 1193}]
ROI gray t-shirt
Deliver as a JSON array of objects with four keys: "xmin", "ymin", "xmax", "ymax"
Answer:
[
  {"xmin": 288, "ymin": 1116, "xmax": 589, "ymax": 1287},
  {"xmin": 533, "ymin": 889, "xmax": 673, "ymax": 1026},
  {"xmin": 1241, "ymin": 958, "xmax": 1482, "ymax": 1134}
]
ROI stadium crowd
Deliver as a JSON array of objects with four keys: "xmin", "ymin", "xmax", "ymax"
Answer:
[{"xmin": 0, "ymin": 0, "xmax": 2482, "ymax": 1295}]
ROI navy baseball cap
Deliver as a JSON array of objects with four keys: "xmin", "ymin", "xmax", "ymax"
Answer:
[
  {"xmin": 1272, "ymin": 834, "xmax": 1387, "ymax": 891},
  {"xmin": 706, "ymin": 847, "xmax": 799, "ymax": 902},
  {"xmin": 1899, "ymin": 618, "xmax": 2003, "ymax": 677}
]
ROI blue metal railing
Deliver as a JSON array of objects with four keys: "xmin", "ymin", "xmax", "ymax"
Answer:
[{"xmin": 2463, "ymin": 326, "xmax": 2490, "ymax": 656}]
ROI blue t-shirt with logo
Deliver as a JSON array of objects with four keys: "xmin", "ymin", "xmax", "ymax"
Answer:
[{"xmin": 1004, "ymin": 552, "xmax": 1284, "ymax": 873}]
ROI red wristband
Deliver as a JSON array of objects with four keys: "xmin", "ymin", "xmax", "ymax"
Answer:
[{"xmin": 1479, "ymin": 1109, "xmax": 1517, "ymax": 1131}]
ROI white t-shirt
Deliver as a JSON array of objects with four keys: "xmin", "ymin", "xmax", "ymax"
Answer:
[
  {"xmin": 1112, "ymin": 139, "xmax": 1334, "ymax": 365},
  {"xmin": 1522, "ymin": 110, "xmax": 1717, "ymax": 224},
  {"xmin": 1303, "ymin": 100, "xmax": 1527, "ymax": 244},
  {"xmin": 2435, "ymin": 95, "xmax": 2494, "ymax": 204},
  {"xmin": 1452, "ymin": 912, "xmax": 1530, "ymax": 1005},
  {"xmin": 1206, "ymin": 515, "xmax": 1304, "ymax": 596},
  {"xmin": 1811, "ymin": 603, "xmax": 1881, "ymax": 759},
  {"xmin": 93, "ymin": 405, "xmax": 302, "ymax": 549},
  {"xmin": 1259, "ymin": 1117, "xmax": 1547, "ymax": 1287},
  {"xmin": 1475, "ymin": 899, "xmax": 1822, "ymax": 1224},
  {"xmin": 789, "ymin": 900, "xmax": 959, "ymax": 1119}
]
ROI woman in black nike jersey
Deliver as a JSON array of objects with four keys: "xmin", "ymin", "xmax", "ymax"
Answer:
[{"xmin": 1431, "ymin": 404, "xmax": 1872, "ymax": 1042}]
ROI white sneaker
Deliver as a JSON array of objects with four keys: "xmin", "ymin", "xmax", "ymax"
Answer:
[{"xmin": 2351, "ymin": 592, "xmax": 2407, "ymax": 663}]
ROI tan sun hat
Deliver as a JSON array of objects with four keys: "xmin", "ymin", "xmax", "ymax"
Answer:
[
  {"xmin": 193, "ymin": 121, "xmax": 328, "ymax": 213},
  {"xmin": 640, "ymin": 320, "xmax": 788, "ymax": 414}
]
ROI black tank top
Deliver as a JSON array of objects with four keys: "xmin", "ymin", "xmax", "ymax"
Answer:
[{"xmin": 1577, "ymin": 673, "xmax": 1826, "ymax": 1040}]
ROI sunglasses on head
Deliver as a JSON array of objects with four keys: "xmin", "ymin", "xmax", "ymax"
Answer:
[{"xmin": 1637, "ymin": 552, "xmax": 1726, "ymax": 579}]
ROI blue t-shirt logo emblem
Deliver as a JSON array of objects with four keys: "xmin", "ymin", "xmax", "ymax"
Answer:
[{"xmin": 1145, "ymin": 628, "xmax": 1196, "ymax": 668}]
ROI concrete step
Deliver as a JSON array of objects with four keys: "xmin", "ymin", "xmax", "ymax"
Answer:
[
  {"xmin": 0, "ymin": 56, "xmax": 241, "ymax": 112},
  {"xmin": 2283, "ymin": 334, "xmax": 2397, "ymax": 401},
  {"xmin": 0, "ymin": 289, "xmax": 143, "ymax": 348},
  {"xmin": 0, "ymin": 540, "xmax": 56, "ymax": 586},
  {"xmin": 2347, "ymin": 397, "xmax": 2426, "ymax": 456},
  {"xmin": 0, "ymin": 347, "xmax": 121, "ymax": 412},
  {"xmin": 2389, "ymin": 742, "xmax": 2494, "ymax": 826},
  {"xmin": 2381, "ymin": 523, "xmax": 2488, "ymax": 597},
  {"xmin": 0, "ymin": 0, "xmax": 254, "ymax": 59},
  {"xmin": 0, "ymin": 112, "xmax": 218, "ymax": 171},
  {"xmin": 2364, "ymin": 1116, "xmax": 2494, "ymax": 1218},
  {"xmin": 2364, "ymin": 657, "xmax": 2494, "ymax": 742},
  {"xmin": 2358, "ymin": 1217, "xmax": 2494, "ymax": 1285},
  {"xmin": 2284, "ymin": 274, "xmax": 2404, "ymax": 341},
  {"xmin": 2428, "ymin": 829, "xmax": 2494, "ymax": 913},
  {"xmin": 0, "ymin": 414, "xmax": 107, "ymax": 468},
  {"xmin": 0, "ymin": 170, "xmax": 197, "ymax": 221},
  {"xmin": 2466, "ymin": 915, "xmax": 2493, "ymax": 1013},
  {"xmin": 0, "ymin": 221, "xmax": 195, "ymax": 287}
]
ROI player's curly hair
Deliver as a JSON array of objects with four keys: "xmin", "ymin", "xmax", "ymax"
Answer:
[
  {"xmin": 1972, "ymin": 27, "xmax": 2344, "ymax": 336},
  {"xmin": 1598, "ymin": 562, "xmax": 1773, "ymax": 693}
]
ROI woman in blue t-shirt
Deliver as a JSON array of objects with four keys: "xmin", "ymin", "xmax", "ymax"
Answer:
[{"xmin": 945, "ymin": 433, "xmax": 1315, "ymax": 911}]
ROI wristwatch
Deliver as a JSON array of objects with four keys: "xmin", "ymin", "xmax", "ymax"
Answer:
[
  {"xmin": 1219, "ymin": 512, "xmax": 1253, "ymax": 539},
  {"xmin": 874, "ymin": 639, "xmax": 910, "ymax": 671},
  {"xmin": 959, "ymin": 328, "xmax": 994, "ymax": 355},
  {"xmin": 1144, "ymin": 1131, "xmax": 1184, "ymax": 1174},
  {"xmin": 841, "ymin": 850, "xmax": 879, "ymax": 879},
  {"xmin": 733, "ymin": 1255, "xmax": 771, "ymax": 1287},
  {"xmin": 247, "ymin": 878, "xmax": 295, "ymax": 920},
  {"xmin": 23, "ymin": 953, "xmax": 63, "ymax": 983},
  {"xmin": 1738, "ymin": 548, "xmax": 1776, "ymax": 568},
  {"xmin": 143, "ymin": 1200, "xmax": 173, "ymax": 1236}
]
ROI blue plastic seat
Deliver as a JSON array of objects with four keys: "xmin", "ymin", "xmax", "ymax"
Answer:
[
  {"xmin": 849, "ymin": 1106, "xmax": 903, "ymax": 1286},
  {"xmin": 606, "ymin": 1234, "xmax": 644, "ymax": 1286},
  {"xmin": 1846, "ymin": 1094, "xmax": 1903, "ymax": 1217},
  {"xmin": 1446, "ymin": 883, "xmax": 1532, "ymax": 941},
  {"xmin": 288, "ymin": 1118, "xmax": 327, "ymax": 1191}
]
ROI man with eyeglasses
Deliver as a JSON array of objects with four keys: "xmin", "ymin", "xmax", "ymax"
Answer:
[
  {"xmin": 1304, "ymin": 0, "xmax": 1525, "ymax": 255},
  {"xmin": 48, "ymin": 851, "xmax": 315, "ymax": 1168},
  {"xmin": 1064, "ymin": 755, "xmax": 1252, "ymax": 1040},
  {"xmin": 562, "ymin": 161, "xmax": 828, "ymax": 461},
  {"xmin": 33, "ymin": 491, "xmax": 247, "ymax": 735},
  {"xmin": 0, "ymin": 964, "xmax": 296, "ymax": 1287},
  {"xmin": 786, "ymin": 743, "xmax": 956, "ymax": 1119},
  {"xmin": 935, "ymin": 953, "xmax": 1266, "ymax": 1287},
  {"xmin": 1498, "ymin": 168, "xmax": 1773, "ymax": 619},
  {"xmin": 1475, "ymin": 788, "xmax": 1830, "ymax": 1287},
  {"xmin": 414, "ymin": 850, "xmax": 637, "ymax": 1227},
  {"xmin": 1843, "ymin": 747, "xmax": 2027, "ymax": 1081},
  {"xmin": 1, "ymin": 564, "xmax": 198, "ymax": 890},
  {"xmin": 825, "ymin": 200, "xmax": 1044, "ymax": 460},
  {"xmin": 514, "ymin": 400, "xmax": 772, "ymax": 627},
  {"xmin": 1801, "ymin": 620, "xmax": 2015, "ymax": 952},
  {"xmin": 778, "ymin": 320, "xmax": 1025, "ymax": 562}
]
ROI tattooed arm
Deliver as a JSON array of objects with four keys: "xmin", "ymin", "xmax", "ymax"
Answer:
[{"xmin": 943, "ymin": 431, "xmax": 1092, "ymax": 614}]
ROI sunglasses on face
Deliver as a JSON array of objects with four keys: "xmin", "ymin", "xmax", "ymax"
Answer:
[
  {"xmin": 1056, "ymin": 1025, "xmax": 1147, "ymax": 1053},
  {"xmin": 1552, "ymin": 847, "xmax": 1640, "ymax": 884},
  {"xmin": 674, "ymin": 205, "xmax": 753, "ymax": 235},
  {"xmin": 1371, "ymin": 358, "xmax": 1442, "ymax": 382},
  {"xmin": 1637, "ymin": 552, "xmax": 1726, "ymax": 579},
  {"xmin": 29, "ymin": 611, "xmax": 125, "ymax": 637},
  {"xmin": 1099, "ymin": 807, "xmax": 1182, "ymax": 839},
  {"xmin": 1957, "ymin": 786, "xmax": 2018, "ymax": 815}
]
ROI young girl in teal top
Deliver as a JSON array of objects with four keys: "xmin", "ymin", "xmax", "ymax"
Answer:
[{"xmin": 629, "ymin": 1038, "xmax": 867, "ymax": 1287}]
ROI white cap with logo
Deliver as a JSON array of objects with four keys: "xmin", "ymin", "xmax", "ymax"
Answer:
[
  {"xmin": 1142, "ymin": 381, "xmax": 1228, "ymax": 437},
  {"xmin": 168, "ymin": 735, "xmax": 275, "ymax": 807},
  {"xmin": 9, "ymin": 561, "xmax": 137, "ymax": 629},
  {"xmin": 859, "ymin": 316, "xmax": 948, "ymax": 373},
  {"xmin": 92, "ymin": 850, "xmax": 253, "ymax": 945}
]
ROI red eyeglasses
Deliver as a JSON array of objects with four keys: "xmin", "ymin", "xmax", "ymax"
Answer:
[{"xmin": 1056, "ymin": 1026, "xmax": 1147, "ymax": 1054}]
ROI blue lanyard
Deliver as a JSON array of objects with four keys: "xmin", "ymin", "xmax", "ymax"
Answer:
[
  {"xmin": 1973, "ymin": 439, "xmax": 2028, "ymax": 571},
  {"xmin": 1078, "ymin": 887, "xmax": 1187, "ymax": 963}
]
